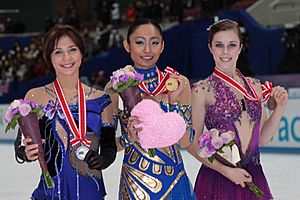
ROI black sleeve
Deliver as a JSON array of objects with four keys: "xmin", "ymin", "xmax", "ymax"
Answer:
[
  {"xmin": 99, "ymin": 126, "xmax": 117, "ymax": 169},
  {"xmin": 14, "ymin": 129, "xmax": 31, "ymax": 163}
]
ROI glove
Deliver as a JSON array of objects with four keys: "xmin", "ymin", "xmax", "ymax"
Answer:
[
  {"xmin": 84, "ymin": 126, "xmax": 117, "ymax": 170},
  {"xmin": 84, "ymin": 150, "xmax": 104, "ymax": 170}
]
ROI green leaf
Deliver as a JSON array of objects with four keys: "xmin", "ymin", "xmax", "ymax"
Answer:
[
  {"xmin": 208, "ymin": 155, "xmax": 215, "ymax": 163},
  {"xmin": 107, "ymin": 88, "xmax": 117, "ymax": 94}
]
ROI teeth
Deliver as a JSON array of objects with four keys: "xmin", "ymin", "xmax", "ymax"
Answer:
[
  {"xmin": 142, "ymin": 56, "xmax": 152, "ymax": 60},
  {"xmin": 62, "ymin": 64, "xmax": 73, "ymax": 68},
  {"xmin": 220, "ymin": 58, "xmax": 231, "ymax": 62}
]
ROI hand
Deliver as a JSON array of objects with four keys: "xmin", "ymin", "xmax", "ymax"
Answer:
[
  {"xmin": 224, "ymin": 167, "xmax": 252, "ymax": 188},
  {"xmin": 23, "ymin": 137, "xmax": 39, "ymax": 161},
  {"xmin": 271, "ymin": 86, "xmax": 288, "ymax": 110},
  {"xmin": 168, "ymin": 74, "xmax": 189, "ymax": 102},
  {"xmin": 84, "ymin": 150, "xmax": 104, "ymax": 170},
  {"xmin": 127, "ymin": 116, "xmax": 142, "ymax": 143}
]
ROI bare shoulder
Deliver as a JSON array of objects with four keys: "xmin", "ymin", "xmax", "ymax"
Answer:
[
  {"xmin": 25, "ymin": 86, "xmax": 48, "ymax": 104},
  {"xmin": 245, "ymin": 77, "xmax": 262, "ymax": 94},
  {"xmin": 191, "ymin": 79, "xmax": 210, "ymax": 95}
]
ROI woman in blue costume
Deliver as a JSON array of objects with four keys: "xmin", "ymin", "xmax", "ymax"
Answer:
[
  {"xmin": 188, "ymin": 19, "xmax": 288, "ymax": 199},
  {"xmin": 14, "ymin": 25, "xmax": 117, "ymax": 200},
  {"xmin": 106, "ymin": 19, "xmax": 196, "ymax": 199}
]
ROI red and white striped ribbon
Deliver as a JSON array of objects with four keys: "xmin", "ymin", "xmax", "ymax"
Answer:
[{"xmin": 53, "ymin": 79, "xmax": 91, "ymax": 147}]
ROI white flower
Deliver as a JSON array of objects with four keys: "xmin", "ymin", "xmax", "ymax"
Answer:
[
  {"xmin": 18, "ymin": 104, "xmax": 32, "ymax": 116},
  {"xmin": 124, "ymin": 65, "xmax": 134, "ymax": 73},
  {"xmin": 9, "ymin": 99, "xmax": 21, "ymax": 109},
  {"xmin": 210, "ymin": 128, "xmax": 220, "ymax": 139}
]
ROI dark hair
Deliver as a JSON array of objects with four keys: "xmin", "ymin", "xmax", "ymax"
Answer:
[
  {"xmin": 43, "ymin": 24, "xmax": 86, "ymax": 74},
  {"xmin": 208, "ymin": 19, "xmax": 243, "ymax": 46},
  {"xmin": 126, "ymin": 18, "xmax": 163, "ymax": 42}
]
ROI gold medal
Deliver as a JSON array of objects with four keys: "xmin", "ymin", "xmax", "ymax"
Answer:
[{"xmin": 165, "ymin": 78, "xmax": 178, "ymax": 92}]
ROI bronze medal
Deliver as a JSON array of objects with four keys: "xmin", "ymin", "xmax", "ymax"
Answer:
[
  {"xmin": 165, "ymin": 78, "xmax": 178, "ymax": 92},
  {"xmin": 267, "ymin": 96, "xmax": 277, "ymax": 110}
]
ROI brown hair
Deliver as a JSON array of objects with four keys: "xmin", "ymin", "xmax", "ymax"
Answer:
[
  {"xmin": 43, "ymin": 24, "xmax": 86, "ymax": 73},
  {"xmin": 208, "ymin": 19, "xmax": 243, "ymax": 46}
]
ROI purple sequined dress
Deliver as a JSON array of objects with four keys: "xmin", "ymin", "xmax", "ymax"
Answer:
[{"xmin": 194, "ymin": 75, "xmax": 273, "ymax": 200}]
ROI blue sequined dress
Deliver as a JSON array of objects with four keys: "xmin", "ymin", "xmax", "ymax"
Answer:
[
  {"xmin": 118, "ymin": 66, "xmax": 196, "ymax": 199},
  {"xmin": 31, "ymin": 94, "xmax": 111, "ymax": 200}
]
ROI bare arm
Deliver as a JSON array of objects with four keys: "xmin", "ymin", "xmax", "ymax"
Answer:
[
  {"xmin": 259, "ymin": 86, "xmax": 288, "ymax": 146},
  {"xmin": 187, "ymin": 81, "xmax": 252, "ymax": 187}
]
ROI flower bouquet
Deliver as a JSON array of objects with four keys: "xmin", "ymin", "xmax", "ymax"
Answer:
[
  {"xmin": 107, "ymin": 65, "xmax": 144, "ymax": 118},
  {"xmin": 4, "ymin": 99, "xmax": 54, "ymax": 188},
  {"xmin": 198, "ymin": 129, "xmax": 263, "ymax": 198}
]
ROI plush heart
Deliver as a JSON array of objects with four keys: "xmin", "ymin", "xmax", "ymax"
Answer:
[{"xmin": 131, "ymin": 99, "xmax": 186, "ymax": 148}]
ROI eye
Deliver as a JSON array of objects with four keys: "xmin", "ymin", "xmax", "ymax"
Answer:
[
  {"xmin": 135, "ymin": 40, "xmax": 144, "ymax": 45},
  {"xmin": 151, "ymin": 40, "xmax": 160, "ymax": 45},
  {"xmin": 228, "ymin": 43, "xmax": 237, "ymax": 48},
  {"xmin": 53, "ymin": 50, "xmax": 62, "ymax": 55},
  {"xmin": 70, "ymin": 47, "xmax": 78, "ymax": 52},
  {"xmin": 215, "ymin": 43, "xmax": 223, "ymax": 48}
]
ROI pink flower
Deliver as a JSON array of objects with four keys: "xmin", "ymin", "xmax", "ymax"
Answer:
[
  {"xmin": 221, "ymin": 130, "xmax": 235, "ymax": 144},
  {"xmin": 211, "ymin": 136, "xmax": 224, "ymax": 149},
  {"xmin": 4, "ymin": 110, "xmax": 13, "ymax": 123},
  {"xmin": 18, "ymin": 104, "xmax": 32, "ymax": 116},
  {"xmin": 199, "ymin": 146, "xmax": 215, "ymax": 157}
]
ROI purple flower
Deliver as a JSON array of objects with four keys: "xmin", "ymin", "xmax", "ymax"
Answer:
[
  {"xmin": 199, "ymin": 146, "xmax": 215, "ymax": 157},
  {"xmin": 18, "ymin": 104, "xmax": 32, "ymax": 116},
  {"xmin": 4, "ymin": 110, "xmax": 12, "ymax": 123},
  {"xmin": 221, "ymin": 131, "xmax": 235, "ymax": 144},
  {"xmin": 134, "ymin": 73, "xmax": 144, "ymax": 81},
  {"xmin": 20, "ymin": 99, "xmax": 30, "ymax": 104},
  {"xmin": 199, "ymin": 131, "xmax": 212, "ymax": 148},
  {"xmin": 11, "ymin": 107, "xmax": 19, "ymax": 115},
  {"xmin": 119, "ymin": 74, "xmax": 129, "ymax": 82},
  {"xmin": 211, "ymin": 136, "xmax": 224, "ymax": 149}
]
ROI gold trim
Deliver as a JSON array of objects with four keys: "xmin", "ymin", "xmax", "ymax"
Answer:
[
  {"xmin": 139, "ymin": 158, "xmax": 150, "ymax": 171},
  {"xmin": 125, "ymin": 164, "xmax": 162, "ymax": 193},
  {"xmin": 160, "ymin": 170, "xmax": 186, "ymax": 199},
  {"xmin": 129, "ymin": 150, "xmax": 140, "ymax": 165},
  {"xmin": 134, "ymin": 144, "xmax": 165, "ymax": 164},
  {"xmin": 123, "ymin": 168, "xmax": 151, "ymax": 200},
  {"xmin": 164, "ymin": 166, "xmax": 174, "ymax": 176},
  {"xmin": 152, "ymin": 163, "xmax": 162, "ymax": 175}
]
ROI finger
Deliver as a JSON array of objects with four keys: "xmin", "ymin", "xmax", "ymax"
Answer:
[
  {"xmin": 26, "ymin": 144, "xmax": 39, "ymax": 151},
  {"xmin": 23, "ymin": 137, "xmax": 32, "ymax": 145},
  {"xmin": 42, "ymin": 139, "xmax": 45, "ymax": 144},
  {"xmin": 240, "ymin": 182, "xmax": 245, "ymax": 188}
]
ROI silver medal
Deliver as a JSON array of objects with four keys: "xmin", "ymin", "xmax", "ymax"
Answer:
[{"xmin": 76, "ymin": 145, "xmax": 89, "ymax": 160}]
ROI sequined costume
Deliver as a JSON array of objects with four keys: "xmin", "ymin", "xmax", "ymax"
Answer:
[
  {"xmin": 194, "ymin": 75, "xmax": 273, "ymax": 200},
  {"xmin": 15, "ymin": 92, "xmax": 113, "ymax": 200},
  {"xmin": 118, "ymin": 66, "xmax": 196, "ymax": 200}
]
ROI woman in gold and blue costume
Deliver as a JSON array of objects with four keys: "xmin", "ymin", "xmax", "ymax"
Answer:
[{"xmin": 105, "ymin": 19, "xmax": 196, "ymax": 199}]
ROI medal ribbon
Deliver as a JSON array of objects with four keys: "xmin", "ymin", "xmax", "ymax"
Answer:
[
  {"xmin": 261, "ymin": 81, "xmax": 272, "ymax": 102},
  {"xmin": 139, "ymin": 66, "xmax": 179, "ymax": 96},
  {"xmin": 213, "ymin": 68, "xmax": 259, "ymax": 101},
  {"xmin": 53, "ymin": 79, "xmax": 91, "ymax": 147}
]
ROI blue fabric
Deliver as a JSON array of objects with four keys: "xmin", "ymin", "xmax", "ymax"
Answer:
[{"xmin": 31, "ymin": 95, "xmax": 111, "ymax": 200}]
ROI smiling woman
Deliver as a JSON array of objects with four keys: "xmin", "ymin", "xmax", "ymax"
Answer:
[
  {"xmin": 105, "ymin": 19, "xmax": 197, "ymax": 199},
  {"xmin": 13, "ymin": 24, "xmax": 117, "ymax": 200},
  {"xmin": 188, "ymin": 19, "xmax": 288, "ymax": 200}
]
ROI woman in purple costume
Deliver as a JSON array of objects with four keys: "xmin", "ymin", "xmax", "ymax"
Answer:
[{"xmin": 187, "ymin": 19, "xmax": 288, "ymax": 200}]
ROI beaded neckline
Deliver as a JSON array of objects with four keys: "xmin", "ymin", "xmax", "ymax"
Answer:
[{"xmin": 134, "ymin": 66, "xmax": 159, "ymax": 92}]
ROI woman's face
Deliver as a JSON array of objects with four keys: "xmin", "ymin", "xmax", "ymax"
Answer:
[
  {"xmin": 51, "ymin": 36, "xmax": 82, "ymax": 76},
  {"xmin": 209, "ymin": 29, "xmax": 242, "ymax": 71},
  {"xmin": 124, "ymin": 24, "xmax": 164, "ymax": 69}
]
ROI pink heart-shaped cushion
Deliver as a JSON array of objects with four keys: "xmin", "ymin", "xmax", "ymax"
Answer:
[{"xmin": 131, "ymin": 99, "xmax": 186, "ymax": 148}]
